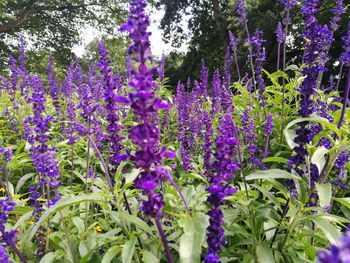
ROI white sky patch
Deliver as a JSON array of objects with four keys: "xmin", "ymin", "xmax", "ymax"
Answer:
[{"xmin": 73, "ymin": 6, "xmax": 186, "ymax": 58}]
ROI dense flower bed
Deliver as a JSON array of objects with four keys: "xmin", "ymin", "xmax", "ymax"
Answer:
[{"xmin": 0, "ymin": 0, "xmax": 350, "ymax": 262}]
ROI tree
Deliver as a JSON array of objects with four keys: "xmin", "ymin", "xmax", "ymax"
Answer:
[
  {"xmin": 0, "ymin": 0, "xmax": 128, "ymax": 68},
  {"xmin": 158, "ymin": 0, "xmax": 350, "ymax": 89}
]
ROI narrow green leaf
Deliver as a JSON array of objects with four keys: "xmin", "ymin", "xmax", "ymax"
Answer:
[
  {"xmin": 102, "ymin": 245, "xmax": 120, "ymax": 263},
  {"xmin": 246, "ymin": 169, "xmax": 301, "ymax": 181},
  {"xmin": 256, "ymin": 244, "xmax": 275, "ymax": 263},
  {"xmin": 179, "ymin": 213, "xmax": 209, "ymax": 263},
  {"xmin": 72, "ymin": 217, "xmax": 85, "ymax": 235},
  {"xmin": 122, "ymin": 237, "xmax": 137, "ymax": 263},
  {"xmin": 315, "ymin": 183, "xmax": 332, "ymax": 209},
  {"xmin": 143, "ymin": 251, "xmax": 159, "ymax": 263},
  {"xmin": 262, "ymin": 157, "xmax": 288, "ymax": 164},
  {"xmin": 311, "ymin": 147, "xmax": 329, "ymax": 174},
  {"xmin": 22, "ymin": 193, "xmax": 104, "ymax": 243},
  {"xmin": 311, "ymin": 217, "xmax": 341, "ymax": 245},
  {"xmin": 39, "ymin": 252, "xmax": 57, "ymax": 263}
]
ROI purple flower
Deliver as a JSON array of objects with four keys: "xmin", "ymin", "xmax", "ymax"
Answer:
[
  {"xmin": 264, "ymin": 114, "xmax": 274, "ymax": 136},
  {"xmin": 236, "ymin": 0, "xmax": 248, "ymax": 24},
  {"xmin": 200, "ymin": 59, "xmax": 208, "ymax": 97},
  {"xmin": 98, "ymin": 42, "xmax": 127, "ymax": 168},
  {"xmin": 318, "ymin": 226, "xmax": 350, "ymax": 262},
  {"xmin": 0, "ymin": 198, "xmax": 17, "ymax": 247},
  {"xmin": 289, "ymin": 0, "xmax": 333, "ymax": 178},
  {"xmin": 241, "ymin": 108, "xmax": 264, "ymax": 169},
  {"xmin": 280, "ymin": 0, "xmax": 298, "ymax": 25},
  {"xmin": 229, "ymin": 31, "xmax": 239, "ymax": 50},
  {"xmin": 25, "ymin": 76, "xmax": 61, "ymax": 215},
  {"xmin": 120, "ymin": 0, "xmax": 174, "ymax": 220},
  {"xmin": 8, "ymin": 55, "xmax": 18, "ymax": 110},
  {"xmin": 210, "ymin": 69, "xmax": 222, "ymax": 117},
  {"xmin": 330, "ymin": 0, "xmax": 345, "ymax": 32},
  {"xmin": 203, "ymin": 111, "xmax": 213, "ymax": 173},
  {"xmin": 275, "ymin": 22, "xmax": 286, "ymax": 44},
  {"xmin": 340, "ymin": 22, "xmax": 350, "ymax": 66},
  {"xmin": 176, "ymin": 81, "xmax": 193, "ymax": 170},
  {"xmin": 205, "ymin": 114, "xmax": 238, "ymax": 262},
  {"xmin": 251, "ymin": 29, "xmax": 267, "ymax": 100},
  {"xmin": 47, "ymin": 56, "xmax": 61, "ymax": 116},
  {"xmin": 0, "ymin": 245, "xmax": 13, "ymax": 263}
]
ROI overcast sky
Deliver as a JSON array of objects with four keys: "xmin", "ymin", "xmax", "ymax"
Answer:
[{"xmin": 73, "ymin": 7, "xmax": 185, "ymax": 57}]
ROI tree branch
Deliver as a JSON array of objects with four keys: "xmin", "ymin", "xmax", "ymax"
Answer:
[
  {"xmin": 0, "ymin": 0, "xmax": 38, "ymax": 33},
  {"xmin": 0, "ymin": 2, "xmax": 103, "ymax": 34}
]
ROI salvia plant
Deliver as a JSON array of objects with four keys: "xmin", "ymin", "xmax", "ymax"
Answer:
[{"xmin": 1, "ymin": 0, "xmax": 350, "ymax": 262}]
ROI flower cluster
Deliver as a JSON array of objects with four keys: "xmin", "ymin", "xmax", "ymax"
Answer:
[
  {"xmin": 0, "ymin": 245, "xmax": 12, "ymax": 263},
  {"xmin": 241, "ymin": 108, "xmax": 263, "ymax": 169},
  {"xmin": 25, "ymin": 76, "xmax": 61, "ymax": 216},
  {"xmin": 330, "ymin": 0, "xmax": 345, "ymax": 32},
  {"xmin": 0, "ymin": 198, "xmax": 17, "ymax": 248},
  {"xmin": 205, "ymin": 113, "xmax": 238, "ymax": 263},
  {"xmin": 98, "ymin": 42, "xmax": 127, "ymax": 169},
  {"xmin": 176, "ymin": 81, "xmax": 193, "ymax": 170},
  {"xmin": 236, "ymin": 0, "xmax": 248, "ymax": 24},
  {"xmin": 275, "ymin": 22, "xmax": 286, "ymax": 44},
  {"xmin": 251, "ymin": 29, "xmax": 266, "ymax": 98},
  {"xmin": 120, "ymin": 0, "xmax": 174, "ymax": 219},
  {"xmin": 289, "ymin": 0, "xmax": 333, "ymax": 176},
  {"xmin": 318, "ymin": 226, "xmax": 350, "ymax": 262},
  {"xmin": 340, "ymin": 22, "xmax": 350, "ymax": 66}
]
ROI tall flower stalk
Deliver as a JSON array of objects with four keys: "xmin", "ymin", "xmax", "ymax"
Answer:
[
  {"xmin": 275, "ymin": 22, "xmax": 285, "ymax": 71},
  {"xmin": 228, "ymin": 31, "xmax": 241, "ymax": 81},
  {"xmin": 25, "ymin": 76, "xmax": 61, "ymax": 217},
  {"xmin": 120, "ymin": 1, "xmax": 175, "ymax": 262},
  {"xmin": 236, "ymin": 0, "xmax": 256, "ymax": 90},
  {"xmin": 0, "ymin": 199, "xmax": 28, "ymax": 263},
  {"xmin": 205, "ymin": 114, "xmax": 238, "ymax": 263}
]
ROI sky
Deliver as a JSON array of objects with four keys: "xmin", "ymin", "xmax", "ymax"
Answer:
[{"xmin": 72, "ymin": 7, "xmax": 185, "ymax": 58}]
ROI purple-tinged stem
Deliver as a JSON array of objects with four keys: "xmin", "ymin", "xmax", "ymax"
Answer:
[
  {"xmin": 155, "ymin": 218, "xmax": 173, "ymax": 263},
  {"xmin": 277, "ymin": 43, "xmax": 281, "ymax": 71},
  {"xmin": 86, "ymin": 135, "xmax": 114, "ymax": 194},
  {"xmin": 338, "ymin": 68, "xmax": 350, "ymax": 129},
  {"xmin": 280, "ymin": 20, "xmax": 289, "ymax": 143},
  {"xmin": 264, "ymin": 135, "xmax": 270, "ymax": 158},
  {"xmin": 244, "ymin": 22, "xmax": 256, "ymax": 90},
  {"xmin": 233, "ymin": 49, "xmax": 241, "ymax": 81},
  {"xmin": 167, "ymin": 177, "xmax": 191, "ymax": 215},
  {"xmin": 336, "ymin": 62, "xmax": 344, "ymax": 91},
  {"xmin": 233, "ymin": 126, "xmax": 249, "ymax": 200},
  {"xmin": 0, "ymin": 229, "xmax": 27, "ymax": 263}
]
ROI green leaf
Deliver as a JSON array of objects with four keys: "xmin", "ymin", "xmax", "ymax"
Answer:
[
  {"xmin": 311, "ymin": 217, "xmax": 341, "ymax": 245},
  {"xmin": 9, "ymin": 206, "xmax": 34, "ymax": 216},
  {"xmin": 22, "ymin": 193, "xmax": 104, "ymax": 243},
  {"xmin": 262, "ymin": 157, "xmax": 288, "ymax": 164},
  {"xmin": 335, "ymin": 198, "xmax": 350, "ymax": 209},
  {"xmin": 315, "ymin": 183, "xmax": 332, "ymax": 209},
  {"xmin": 15, "ymin": 173, "xmax": 34, "ymax": 193},
  {"xmin": 256, "ymin": 244, "xmax": 275, "ymax": 263},
  {"xmin": 39, "ymin": 252, "xmax": 57, "ymax": 263},
  {"xmin": 72, "ymin": 217, "xmax": 85, "ymax": 235},
  {"xmin": 246, "ymin": 169, "xmax": 301, "ymax": 181},
  {"xmin": 311, "ymin": 147, "xmax": 329, "ymax": 174},
  {"xmin": 179, "ymin": 213, "xmax": 209, "ymax": 263},
  {"xmin": 102, "ymin": 245, "xmax": 120, "ymax": 263},
  {"xmin": 122, "ymin": 237, "xmax": 137, "ymax": 263},
  {"xmin": 142, "ymin": 251, "xmax": 159, "ymax": 263},
  {"xmin": 284, "ymin": 116, "xmax": 341, "ymax": 144},
  {"xmin": 124, "ymin": 168, "xmax": 141, "ymax": 184}
]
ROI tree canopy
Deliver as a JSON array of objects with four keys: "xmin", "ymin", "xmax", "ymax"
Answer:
[
  {"xmin": 158, "ymin": 0, "xmax": 350, "ymax": 88},
  {"xmin": 0, "ymin": 0, "xmax": 128, "ymax": 68}
]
